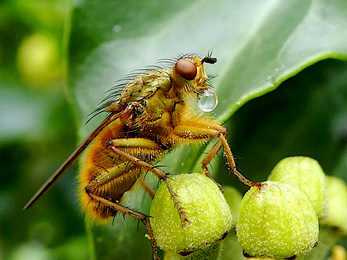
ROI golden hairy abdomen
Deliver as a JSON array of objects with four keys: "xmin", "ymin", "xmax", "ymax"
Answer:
[{"xmin": 78, "ymin": 118, "xmax": 163, "ymax": 220}]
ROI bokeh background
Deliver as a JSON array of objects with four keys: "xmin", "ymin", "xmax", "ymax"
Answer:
[{"xmin": 0, "ymin": 0, "xmax": 87, "ymax": 259}]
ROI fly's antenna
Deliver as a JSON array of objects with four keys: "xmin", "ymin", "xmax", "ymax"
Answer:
[{"xmin": 201, "ymin": 56, "xmax": 217, "ymax": 64}]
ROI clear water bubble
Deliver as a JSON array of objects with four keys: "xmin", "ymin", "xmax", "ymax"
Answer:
[
  {"xmin": 113, "ymin": 25, "xmax": 121, "ymax": 33},
  {"xmin": 198, "ymin": 89, "xmax": 218, "ymax": 112}
]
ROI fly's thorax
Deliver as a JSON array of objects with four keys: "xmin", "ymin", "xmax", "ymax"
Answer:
[
  {"xmin": 122, "ymin": 70, "xmax": 170, "ymax": 99},
  {"xmin": 105, "ymin": 69, "xmax": 171, "ymax": 114}
]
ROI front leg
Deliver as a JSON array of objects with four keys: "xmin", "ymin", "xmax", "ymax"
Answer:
[{"xmin": 173, "ymin": 124, "xmax": 259, "ymax": 187}]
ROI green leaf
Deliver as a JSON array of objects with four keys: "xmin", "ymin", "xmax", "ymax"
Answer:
[{"xmin": 68, "ymin": 0, "xmax": 347, "ymax": 259}]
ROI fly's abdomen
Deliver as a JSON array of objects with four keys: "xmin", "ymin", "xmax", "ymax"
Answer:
[{"xmin": 78, "ymin": 119, "xmax": 164, "ymax": 220}]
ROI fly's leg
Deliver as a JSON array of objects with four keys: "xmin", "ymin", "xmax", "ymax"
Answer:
[
  {"xmin": 107, "ymin": 139, "xmax": 191, "ymax": 227},
  {"xmin": 174, "ymin": 125, "xmax": 260, "ymax": 187},
  {"xmin": 138, "ymin": 178, "xmax": 156, "ymax": 198},
  {"xmin": 201, "ymin": 140, "xmax": 223, "ymax": 190},
  {"xmin": 88, "ymin": 193, "xmax": 159, "ymax": 260},
  {"xmin": 205, "ymin": 132, "xmax": 259, "ymax": 187},
  {"xmin": 110, "ymin": 138, "xmax": 158, "ymax": 198}
]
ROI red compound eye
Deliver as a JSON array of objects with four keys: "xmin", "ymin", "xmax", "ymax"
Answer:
[{"xmin": 175, "ymin": 60, "xmax": 197, "ymax": 80}]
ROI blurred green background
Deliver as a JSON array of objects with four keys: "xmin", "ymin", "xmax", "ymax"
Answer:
[
  {"xmin": 0, "ymin": 0, "xmax": 88, "ymax": 259},
  {"xmin": 1, "ymin": 0, "xmax": 347, "ymax": 259}
]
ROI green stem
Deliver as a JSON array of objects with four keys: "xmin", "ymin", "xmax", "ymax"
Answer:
[{"xmin": 164, "ymin": 242, "xmax": 222, "ymax": 260}]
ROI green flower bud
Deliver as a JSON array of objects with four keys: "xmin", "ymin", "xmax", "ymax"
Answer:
[
  {"xmin": 150, "ymin": 173, "xmax": 232, "ymax": 255},
  {"xmin": 237, "ymin": 181, "xmax": 319, "ymax": 259},
  {"xmin": 320, "ymin": 176, "xmax": 347, "ymax": 235},
  {"xmin": 268, "ymin": 156, "xmax": 328, "ymax": 218},
  {"xmin": 222, "ymin": 186, "xmax": 243, "ymax": 228}
]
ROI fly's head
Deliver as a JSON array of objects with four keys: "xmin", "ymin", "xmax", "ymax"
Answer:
[
  {"xmin": 172, "ymin": 56, "xmax": 217, "ymax": 95},
  {"xmin": 172, "ymin": 55, "xmax": 218, "ymax": 112}
]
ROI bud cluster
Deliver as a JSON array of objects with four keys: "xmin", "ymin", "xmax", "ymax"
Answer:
[{"xmin": 149, "ymin": 157, "xmax": 347, "ymax": 259}]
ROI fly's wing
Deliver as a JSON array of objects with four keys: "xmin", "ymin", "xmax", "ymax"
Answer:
[
  {"xmin": 24, "ymin": 67, "xmax": 172, "ymax": 210},
  {"xmin": 23, "ymin": 113, "xmax": 120, "ymax": 210}
]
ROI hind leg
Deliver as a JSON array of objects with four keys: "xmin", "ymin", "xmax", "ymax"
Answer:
[
  {"xmin": 87, "ymin": 193, "xmax": 159, "ymax": 260},
  {"xmin": 107, "ymin": 140, "xmax": 191, "ymax": 227}
]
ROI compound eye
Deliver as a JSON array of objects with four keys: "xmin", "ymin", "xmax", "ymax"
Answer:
[{"xmin": 175, "ymin": 60, "xmax": 197, "ymax": 80}]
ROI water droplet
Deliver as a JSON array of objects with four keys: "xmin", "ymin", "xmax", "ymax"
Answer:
[
  {"xmin": 113, "ymin": 25, "xmax": 121, "ymax": 33},
  {"xmin": 198, "ymin": 89, "xmax": 218, "ymax": 112}
]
